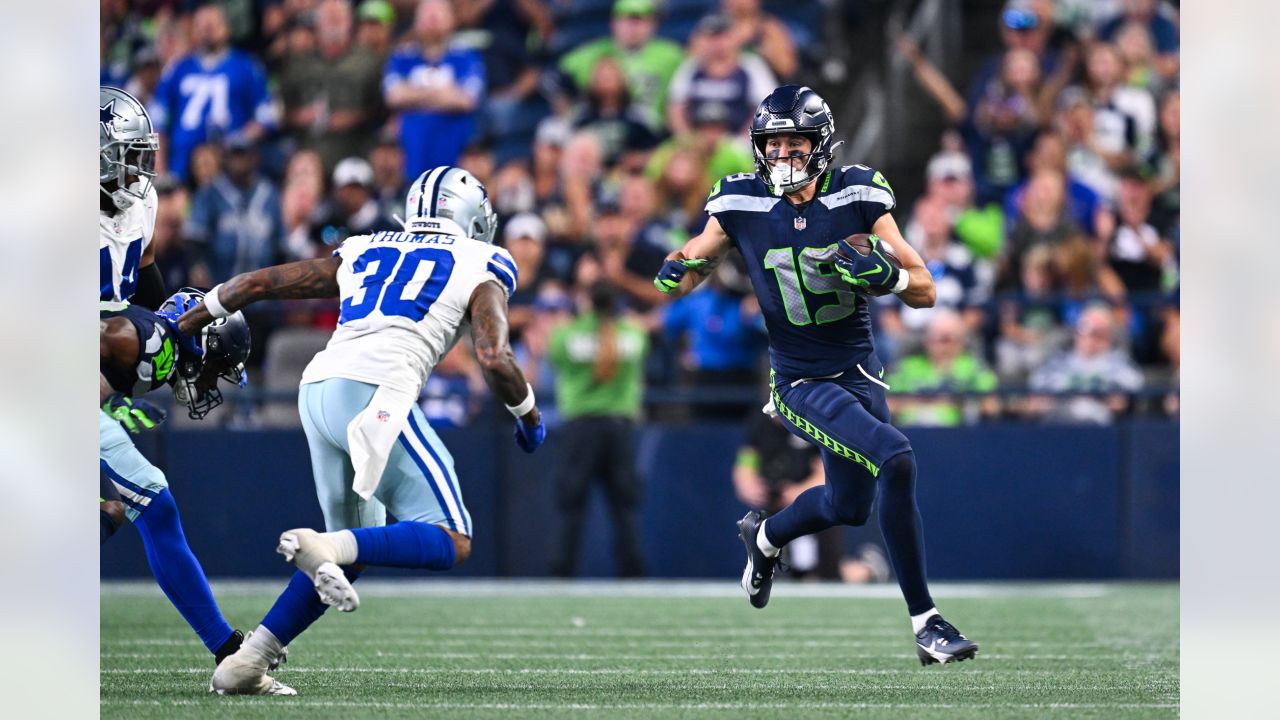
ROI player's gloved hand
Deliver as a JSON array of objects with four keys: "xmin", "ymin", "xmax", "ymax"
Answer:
[
  {"xmin": 154, "ymin": 308, "xmax": 204, "ymax": 360},
  {"xmin": 102, "ymin": 392, "xmax": 167, "ymax": 434},
  {"xmin": 513, "ymin": 413, "xmax": 547, "ymax": 453},
  {"xmin": 833, "ymin": 235, "xmax": 901, "ymax": 292},
  {"xmin": 653, "ymin": 256, "xmax": 709, "ymax": 294}
]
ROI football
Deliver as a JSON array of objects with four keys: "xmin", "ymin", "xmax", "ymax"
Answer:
[{"xmin": 837, "ymin": 233, "xmax": 903, "ymax": 296}]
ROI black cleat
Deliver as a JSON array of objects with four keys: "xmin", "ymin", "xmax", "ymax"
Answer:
[
  {"xmin": 915, "ymin": 615, "xmax": 979, "ymax": 665},
  {"xmin": 738, "ymin": 511, "xmax": 780, "ymax": 609},
  {"xmin": 214, "ymin": 630, "xmax": 244, "ymax": 666}
]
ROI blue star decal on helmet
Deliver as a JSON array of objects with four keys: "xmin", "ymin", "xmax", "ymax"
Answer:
[{"xmin": 100, "ymin": 99, "xmax": 121, "ymax": 132}]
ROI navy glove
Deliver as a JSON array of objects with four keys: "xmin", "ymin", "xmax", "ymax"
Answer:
[
  {"xmin": 102, "ymin": 392, "xmax": 167, "ymax": 434},
  {"xmin": 513, "ymin": 415, "xmax": 547, "ymax": 453},
  {"xmin": 654, "ymin": 257, "xmax": 709, "ymax": 294},
  {"xmin": 833, "ymin": 235, "xmax": 901, "ymax": 292}
]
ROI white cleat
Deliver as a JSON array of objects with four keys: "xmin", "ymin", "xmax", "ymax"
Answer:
[
  {"xmin": 277, "ymin": 528, "xmax": 360, "ymax": 612},
  {"xmin": 209, "ymin": 646, "xmax": 297, "ymax": 696}
]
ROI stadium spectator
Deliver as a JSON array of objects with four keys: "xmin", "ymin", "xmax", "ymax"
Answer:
[
  {"xmin": 383, "ymin": 0, "xmax": 486, "ymax": 180},
  {"xmin": 355, "ymin": 0, "xmax": 397, "ymax": 59},
  {"xmin": 1147, "ymin": 90, "xmax": 1179, "ymax": 235},
  {"xmin": 311, "ymin": 157, "xmax": 400, "ymax": 247},
  {"xmin": 1004, "ymin": 131, "xmax": 1103, "ymax": 238},
  {"xmin": 459, "ymin": 141, "xmax": 497, "ymax": 189},
  {"xmin": 720, "ymin": 0, "xmax": 799, "ymax": 80},
  {"xmin": 150, "ymin": 4, "xmax": 276, "ymax": 182},
  {"xmin": 558, "ymin": 131, "xmax": 608, "ymax": 246},
  {"xmin": 662, "ymin": 254, "xmax": 763, "ymax": 419},
  {"xmin": 186, "ymin": 143, "xmax": 223, "ymax": 194},
  {"xmin": 1026, "ymin": 304, "xmax": 1143, "ymax": 424},
  {"xmin": 887, "ymin": 309, "xmax": 999, "ymax": 427},
  {"xmin": 547, "ymin": 280, "xmax": 650, "ymax": 578},
  {"xmin": 558, "ymin": 0, "xmax": 684, "ymax": 125},
  {"xmin": 368, "ymin": 134, "xmax": 407, "ymax": 218},
  {"xmin": 618, "ymin": 173, "xmax": 679, "ymax": 257},
  {"xmin": 999, "ymin": 168, "xmax": 1081, "ymax": 290},
  {"xmin": 122, "ymin": 45, "xmax": 164, "ymax": 109},
  {"xmin": 503, "ymin": 212, "xmax": 551, "ymax": 334},
  {"xmin": 592, "ymin": 198, "xmax": 667, "ymax": 312},
  {"xmin": 278, "ymin": 0, "xmax": 384, "ymax": 171},
  {"xmin": 1112, "ymin": 19, "xmax": 1168, "ymax": 97},
  {"xmin": 150, "ymin": 179, "xmax": 194, "ymax": 293},
  {"xmin": 1105, "ymin": 168, "xmax": 1174, "ymax": 293},
  {"xmin": 1096, "ymin": 0, "xmax": 1178, "ymax": 80},
  {"xmin": 1058, "ymin": 97, "xmax": 1115, "ymax": 203},
  {"xmin": 994, "ymin": 244, "xmax": 1071, "ymax": 383},
  {"xmin": 666, "ymin": 13, "xmax": 778, "ymax": 136},
  {"xmin": 879, "ymin": 194, "xmax": 991, "ymax": 358},
  {"xmin": 1058, "ymin": 43, "xmax": 1157, "ymax": 196},
  {"xmin": 568, "ymin": 56, "xmax": 662, "ymax": 171},
  {"xmin": 647, "ymin": 138, "xmax": 717, "ymax": 233},
  {"xmin": 967, "ymin": 0, "xmax": 1058, "ymax": 103},
  {"xmin": 918, "ymin": 148, "xmax": 1003, "ymax": 260},
  {"xmin": 182, "ymin": 134, "xmax": 285, "ymax": 285}
]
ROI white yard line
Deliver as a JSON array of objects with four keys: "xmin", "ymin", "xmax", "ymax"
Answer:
[{"xmin": 101, "ymin": 699, "xmax": 1179, "ymax": 710}]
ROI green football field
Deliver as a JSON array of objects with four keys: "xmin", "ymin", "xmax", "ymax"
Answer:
[{"xmin": 101, "ymin": 580, "xmax": 1178, "ymax": 719}]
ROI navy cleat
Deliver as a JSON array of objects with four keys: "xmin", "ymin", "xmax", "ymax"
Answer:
[
  {"xmin": 915, "ymin": 615, "xmax": 979, "ymax": 665},
  {"xmin": 738, "ymin": 511, "xmax": 780, "ymax": 609},
  {"xmin": 214, "ymin": 630, "xmax": 244, "ymax": 666}
]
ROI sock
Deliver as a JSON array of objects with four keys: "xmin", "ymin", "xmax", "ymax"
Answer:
[
  {"xmin": 762, "ymin": 485, "xmax": 840, "ymax": 548},
  {"xmin": 350, "ymin": 521, "xmax": 456, "ymax": 570},
  {"xmin": 877, "ymin": 452, "xmax": 936, "ymax": 616},
  {"xmin": 261, "ymin": 566, "xmax": 363, "ymax": 646},
  {"xmin": 244, "ymin": 624, "xmax": 285, "ymax": 663},
  {"xmin": 101, "ymin": 509, "xmax": 121, "ymax": 544},
  {"xmin": 756, "ymin": 519, "xmax": 781, "ymax": 557},
  {"xmin": 911, "ymin": 607, "xmax": 940, "ymax": 635},
  {"xmin": 133, "ymin": 488, "xmax": 236, "ymax": 654}
]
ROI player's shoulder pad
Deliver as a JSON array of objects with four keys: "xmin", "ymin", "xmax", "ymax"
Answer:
[
  {"xmin": 705, "ymin": 172, "xmax": 776, "ymax": 214},
  {"xmin": 824, "ymin": 164, "xmax": 896, "ymax": 210},
  {"xmin": 484, "ymin": 245, "xmax": 518, "ymax": 298}
]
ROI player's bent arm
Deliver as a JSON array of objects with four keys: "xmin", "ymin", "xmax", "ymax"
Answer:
[
  {"xmin": 659, "ymin": 215, "xmax": 732, "ymax": 299},
  {"xmin": 178, "ymin": 256, "xmax": 342, "ymax": 334},
  {"xmin": 99, "ymin": 318, "xmax": 139, "ymax": 404},
  {"xmin": 467, "ymin": 281, "xmax": 541, "ymax": 428},
  {"xmin": 133, "ymin": 247, "xmax": 167, "ymax": 311},
  {"xmin": 871, "ymin": 214, "xmax": 936, "ymax": 309}
]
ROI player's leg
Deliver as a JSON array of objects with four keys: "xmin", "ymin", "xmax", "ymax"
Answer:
[
  {"xmin": 99, "ymin": 411, "xmax": 238, "ymax": 660},
  {"xmin": 599, "ymin": 418, "xmax": 645, "ymax": 577},
  {"xmin": 100, "ymin": 473, "xmax": 125, "ymax": 544}
]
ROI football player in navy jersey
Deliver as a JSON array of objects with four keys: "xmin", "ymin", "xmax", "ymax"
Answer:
[
  {"xmin": 655, "ymin": 85, "xmax": 978, "ymax": 665},
  {"xmin": 100, "ymin": 289, "xmax": 254, "ymax": 668}
]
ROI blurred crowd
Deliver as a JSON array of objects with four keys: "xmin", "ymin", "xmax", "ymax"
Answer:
[{"xmin": 102, "ymin": 0, "xmax": 1179, "ymax": 429}]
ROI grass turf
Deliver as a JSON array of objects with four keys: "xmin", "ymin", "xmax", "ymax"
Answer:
[{"xmin": 102, "ymin": 581, "xmax": 1177, "ymax": 719}]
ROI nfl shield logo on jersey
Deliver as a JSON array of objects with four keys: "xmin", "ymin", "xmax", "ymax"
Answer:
[{"xmin": 794, "ymin": 217, "xmax": 807, "ymax": 231}]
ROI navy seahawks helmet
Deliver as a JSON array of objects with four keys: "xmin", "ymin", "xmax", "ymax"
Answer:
[
  {"xmin": 749, "ymin": 85, "xmax": 840, "ymax": 195},
  {"xmin": 160, "ymin": 288, "xmax": 251, "ymax": 419}
]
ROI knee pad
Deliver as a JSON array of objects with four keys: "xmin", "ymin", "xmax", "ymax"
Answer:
[{"xmin": 880, "ymin": 451, "xmax": 917, "ymax": 487}]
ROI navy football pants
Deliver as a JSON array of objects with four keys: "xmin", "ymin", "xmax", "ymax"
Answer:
[{"xmin": 764, "ymin": 357, "xmax": 935, "ymax": 615}]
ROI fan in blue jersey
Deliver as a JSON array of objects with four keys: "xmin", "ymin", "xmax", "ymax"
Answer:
[
  {"xmin": 654, "ymin": 85, "xmax": 979, "ymax": 665},
  {"xmin": 100, "ymin": 289, "xmax": 254, "ymax": 668},
  {"xmin": 149, "ymin": 5, "xmax": 275, "ymax": 182}
]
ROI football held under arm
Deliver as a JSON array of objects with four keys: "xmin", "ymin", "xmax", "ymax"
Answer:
[{"xmin": 870, "ymin": 213, "xmax": 936, "ymax": 309}]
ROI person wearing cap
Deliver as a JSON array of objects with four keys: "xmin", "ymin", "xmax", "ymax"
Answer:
[
  {"xmin": 384, "ymin": 0, "xmax": 486, "ymax": 181},
  {"xmin": 279, "ymin": 0, "xmax": 384, "ymax": 171},
  {"xmin": 182, "ymin": 133, "xmax": 284, "ymax": 289},
  {"xmin": 355, "ymin": 0, "xmax": 396, "ymax": 58},
  {"xmin": 503, "ymin": 213, "xmax": 551, "ymax": 334},
  {"xmin": 312, "ymin": 156, "xmax": 400, "ymax": 247},
  {"xmin": 667, "ymin": 13, "xmax": 777, "ymax": 136},
  {"xmin": 559, "ymin": 0, "xmax": 685, "ymax": 124}
]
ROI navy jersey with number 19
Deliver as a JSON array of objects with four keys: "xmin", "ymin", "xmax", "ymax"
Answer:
[{"xmin": 705, "ymin": 165, "xmax": 897, "ymax": 379}]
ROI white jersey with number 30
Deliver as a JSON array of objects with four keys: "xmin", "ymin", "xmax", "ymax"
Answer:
[{"xmin": 300, "ymin": 230, "xmax": 518, "ymax": 396}]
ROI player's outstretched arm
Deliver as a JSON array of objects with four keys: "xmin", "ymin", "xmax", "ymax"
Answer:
[
  {"xmin": 871, "ymin": 214, "xmax": 936, "ymax": 309},
  {"xmin": 177, "ymin": 257, "xmax": 342, "ymax": 335},
  {"xmin": 654, "ymin": 215, "xmax": 732, "ymax": 299},
  {"xmin": 468, "ymin": 281, "xmax": 546, "ymax": 453}
]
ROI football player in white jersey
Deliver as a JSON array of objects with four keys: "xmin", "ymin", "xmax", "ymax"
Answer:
[
  {"xmin": 100, "ymin": 86, "xmax": 166, "ymax": 310},
  {"xmin": 177, "ymin": 166, "xmax": 546, "ymax": 695},
  {"xmin": 99, "ymin": 86, "xmax": 253, "ymax": 668}
]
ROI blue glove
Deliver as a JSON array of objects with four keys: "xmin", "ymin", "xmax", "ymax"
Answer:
[
  {"xmin": 513, "ymin": 416, "xmax": 546, "ymax": 453},
  {"xmin": 832, "ymin": 235, "xmax": 901, "ymax": 292},
  {"xmin": 154, "ymin": 309, "xmax": 204, "ymax": 361},
  {"xmin": 102, "ymin": 392, "xmax": 167, "ymax": 434},
  {"xmin": 654, "ymin": 257, "xmax": 709, "ymax": 294}
]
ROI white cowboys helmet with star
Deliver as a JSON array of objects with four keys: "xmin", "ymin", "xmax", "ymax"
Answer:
[{"xmin": 100, "ymin": 86, "xmax": 159, "ymax": 211}]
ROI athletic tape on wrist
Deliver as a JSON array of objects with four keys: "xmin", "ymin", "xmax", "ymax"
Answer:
[
  {"xmin": 506, "ymin": 383, "xmax": 536, "ymax": 418},
  {"xmin": 204, "ymin": 284, "xmax": 232, "ymax": 319},
  {"xmin": 890, "ymin": 271, "xmax": 910, "ymax": 295}
]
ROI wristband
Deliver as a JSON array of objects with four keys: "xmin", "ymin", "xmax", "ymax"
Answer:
[
  {"xmin": 505, "ymin": 383, "xmax": 536, "ymax": 418},
  {"xmin": 204, "ymin": 284, "xmax": 232, "ymax": 319},
  {"xmin": 890, "ymin": 270, "xmax": 910, "ymax": 295}
]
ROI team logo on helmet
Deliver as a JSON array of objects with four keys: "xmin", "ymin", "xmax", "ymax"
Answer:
[{"xmin": 100, "ymin": 100, "xmax": 122, "ymax": 134}]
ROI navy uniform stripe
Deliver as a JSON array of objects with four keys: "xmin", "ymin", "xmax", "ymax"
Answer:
[
  {"xmin": 487, "ymin": 261, "xmax": 516, "ymax": 295},
  {"xmin": 396, "ymin": 434, "xmax": 458, "ymax": 533},
  {"xmin": 490, "ymin": 252, "xmax": 518, "ymax": 280},
  {"xmin": 407, "ymin": 414, "xmax": 469, "ymax": 536},
  {"xmin": 429, "ymin": 166, "xmax": 451, "ymax": 216},
  {"xmin": 100, "ymin": 459, "xmax": 158, "ymax": 499}
]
